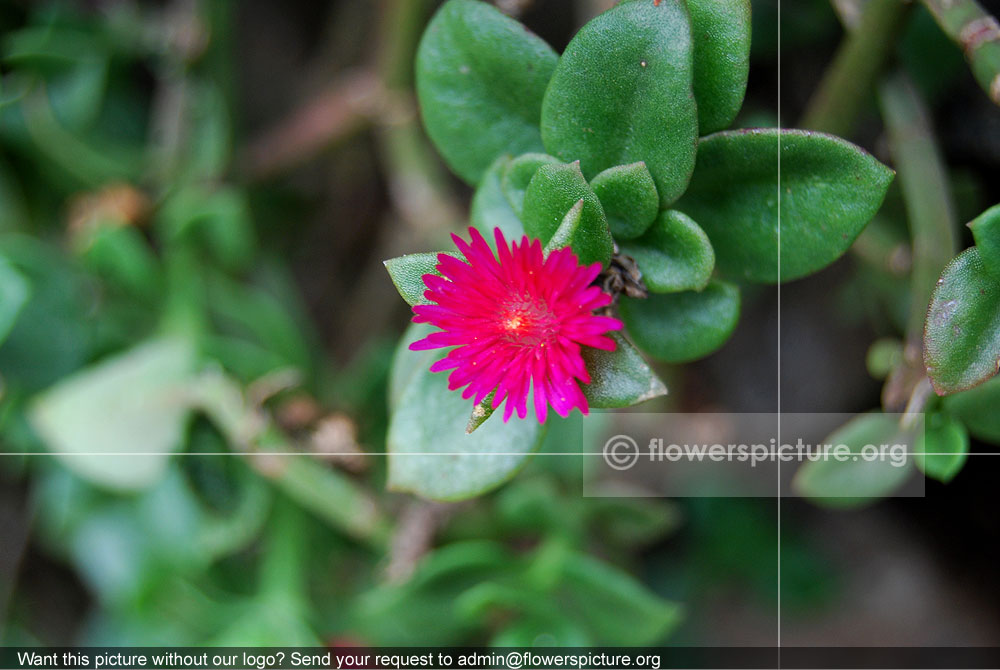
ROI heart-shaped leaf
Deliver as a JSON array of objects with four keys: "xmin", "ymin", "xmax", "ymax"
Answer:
[
  {"xmin": 28, "ymin": 338, "xmax": 197, "ymax": 491},
  {"xmin": 387, "ymin": 334, "xmax": 545, "ymax": 501},
  {"xmin": 792, "ymin": 413, "xmax": 914, "ymax": 507},
  {"xmin": 501, "ymin": 152, "xmax": 561, "ymax": 218},
  {"xmin": 589, "ymin": 162, "xmax": 659, "ymax": 240},
  {"xmin": 540, "ymin": 0, "xmax": 699, "ymax": 206},
  {"xmin": 522, "ymin": 161, "xmax": 613, "ymax": 267},
  {"xmin": 620, "ymin": 210, "xmax": 715, "ymax": 293},
  {"xmin": 924, "ymin": 247, "xmax": 1000, "ymax": 394},
  {"xmin": 384, "ymin": 252, "xmax": 457, "ymax": 307},
  {"xmin": 619, "ymin": 279, "xmax": 740, "ymax": 362},
  {"xmin": 581, "ymin": 333, "xmax": 667, "ymax": 408},
  {"xmin": 915, "ymin": 412, "xmax": 969, "ymax": 483},
  {"xmin": 676, "ymin": 129, "xmax": 894, "ymax": 283},
  {"xmin": 969, "ymin": 203, "xmax": 1000, "ymax": 275},
  {"xmin": 471, "ymin": 155, "xmax": 526, "ymax": 241},
  {"xmin": 688, "ymin": 0, "xmax": 751, "ymax": 134},
  {"xmin": 416, "ymin": 0, "xmax": 558, "ymax": 184},
  {"xmin": 941, "ymin": 374, "xmax": 1000, "ymax": 443}
]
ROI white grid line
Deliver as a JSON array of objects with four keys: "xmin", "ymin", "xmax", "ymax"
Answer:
[
  {"xmin": 0, "ymin": 452, "xmax": 991, "ymax": 457},
  {"xmin": 777, "ymin": 0, "xmax": 784, "ymax": 652}
]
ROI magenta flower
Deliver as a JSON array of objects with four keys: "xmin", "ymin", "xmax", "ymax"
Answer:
[{"xmin": 410, "ymin": 227, "xmax": 623, "ymax": 423}]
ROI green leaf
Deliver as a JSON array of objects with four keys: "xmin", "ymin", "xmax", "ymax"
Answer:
[
  {"xmin": 968, "ymin": 203, "xmax": 1000, "ymax": 275},
  {"xmin": 620, "ymin": 210, "xmax": 715, "ymax": 293},
  {"xmin": 388, "ymin": 324, "xmax": 436, "ymax": 412},
  {"xmin": 688, "ymin": 0, "xmax": 752, "ymax": 134},
  {"xmin": 792, "ymin": 413, "xmax": 914, "ymax": 508},
  {"xmin": 28, "ymin": 338, "xmax": 197, "ymax": 491},
  {"xmin": 157, "ymin": 186, "xmax": 256, "ymax": 272},
  {"xmin": 915, "ymin": 412, "xmax": 969, "ymax": 483},
  {"xmin": 204, "ymin": 270, "xmax": 313, "ymax": 373},
  {"xmin": 354, "ymin": 541, "xmax": 514, "ymax": 645},
  {"xmin": 415, "ymin": 0, "xmax": 558, "ymax": 184},
  {"xmin": 589, "ymin": 162, "xmax": 659, "ymax": 240},
  {"xmin": 466, "ymin": 393, "xmax": 497, "ymax": 434},
  {"xmin": 80, "ymin": 226, "xmax": 161, "ymax": 301},
  {"xmin": 676, "ymin": 129, "xmax": 894, "ymax": 283},
  {"xmin": 522, "ymin": 161, "xmax": 613, "ymax": 266},
  {"xmin": 384, "ymin": 252, "xmax": 453, "ymax": 307},
  {"xmin": 540, "ymin": 0, "xmax": 699, "ymax": 206},
  {"xmin": 581, "ymin": 333, "xmax": 667, "ymax": 409},
  {"xmin": 924, "ymin": 248, "xmax": 1000, "ymax": 394},
  {"xmin": 865, "ymin": 338, "xmax": 904, "ymax": 380},
  {"xmin": 560, "ymin": 552, "xmax": 683, "ymax": 645},
  {"xmin": 0, "ymin": 254, "xmax": 30, "ymax": 346},
  {"xmin": 491, "ymin": 616, "xmax": 591, "ymax": 647},
  {"xmin": 0, "ymin": 236, "xmax": 91, "ymax": 391},
  {"xmin": 471, "ymin": 155, "xmax": 526, "ymax": 241},
  {"xmin": 942, "ymin": 374, "xmax": 1000, "ymax": 443},
  {"xmin": 542, "ymin": 199, "xmax": 585, "ymax": 254},
  {"xmin": 387, "ymin": 342, "xmax": 544, "ymax": 501},
  {"xmin": 501, "ymin": 152, "xmax": 561, "ymax": 218},
  {"xmin": 620, "ymin": 279, "xmax": 740, "ymax": 363}
]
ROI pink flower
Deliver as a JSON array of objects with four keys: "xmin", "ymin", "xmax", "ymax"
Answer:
[{"xmin": 410, "ymin": 227, "xmax": 623, "ymax": 423}]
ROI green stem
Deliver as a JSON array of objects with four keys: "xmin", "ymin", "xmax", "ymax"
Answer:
[
  {"xmin": 376, "ymin": 0, "xmax": 433, "ymax": 90},
  {"xmin": 921, "ymin": 0, "xmax": 1000, "ymax": 106},
  {"xmin": 262, "ymin": 423, "xmax": 392, "ymax": 549},
  {"xmin": 160, "ymin": 247, "xmax": 208, "ymax": 340},
  {"xmin": 259, "ymin": 499, "xmax": 309, "ymax": 605},
  {"xmin": 192, "ymin": 370, "xmax": 391, "ymax": 548},
  {"xmin": 374, "ymin": 0, "xmax": 462, "ymax": 234},
  {"xmin": 253, "ymin": 423, "xmax": 392, "ymax": 550},
  {"xmin": 877, "ymin": 71, "xmax": 957, "ymax": 341},
  {"xmin": 801, "ymin": 0, "xmax": 909, "ymax": 136}
]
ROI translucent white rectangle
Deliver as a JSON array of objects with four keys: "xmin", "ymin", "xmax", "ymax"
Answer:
[{"xmin": 581, "ymin": 412, "xmax": 926, "ymax": 499}]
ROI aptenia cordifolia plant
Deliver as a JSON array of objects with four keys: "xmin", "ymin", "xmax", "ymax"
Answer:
[
  {"xmin": 384, "ymin": 0, "xmax": 905, "ymax": 501},
  {"xmin": 382, "ymin": 0, "xmax": 1000, "ymax": 504}
]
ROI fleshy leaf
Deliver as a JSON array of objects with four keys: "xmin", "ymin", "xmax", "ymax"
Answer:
[
  {"xmin": 924, "ymin": 247, "xmax": 1000, "ymax": 394},
  {"xmin": 415, "ymin": 0, "xmax": 558, "ymax": 184},
  {"xmin": 687, "ymin": 0, "xmax": 752, "ymax": 134},
  {"xmin": 915, "ymin": 412, "xmax": 969, "ymax": 483},
  {"xmin": 968, "ymin": 203, "xmax": 1000, "ymax": 275},
  {"xmin": 620, "ymin": 210, "xmax": 715, "ymax": 293},
  {"xmin": 466, "ymin": 393, "xmax": 496, "ymax": 434},
  {"xmin": 619, "ymin": 279, "xmax": 740, "ymax": 363},
  {"xmin": 589, "ymin": 162, "xmax": 659, "ymax": 240},
  {"xmin": 581, "ymin": 332, "xmax": 667, "ymax": 408},
  {"xmin": 540, "ymin": 0, "xmax": 698, "ymax": 206},
  {"xmin": 543, "ymin": 200, "xmax": 585, "ymax": 254},
  {"xmin": 471, "ymin": 155, "xmax": 525, "ymax": 241},
  {"xmin": 941, "ymin": 374, "xmax": 1000, "ymax": 443},
  {"xmin": 501, "ymin": 152, "xmax": 561, "ymax": 218},
  {"xmin": 28, "ymin": 338, "xmax": 197, "ymax": 491},
  {"xmin": 384, "ymin": 252, "xmax": 457, "ymax": 307},
  {"xmin": 676, "ymin": 129, "xmax": 894, "ymax": 283},
  {"xmin": 522, "ymin": 161, "xmax": 613, "ymax": 267},
  {"xmin": 387, "ymin": 338, "xmax": 544, "ymax": 501},
  {"xmin": 792, "ymin": 413, "xmax": 914, "ymax": 508}
]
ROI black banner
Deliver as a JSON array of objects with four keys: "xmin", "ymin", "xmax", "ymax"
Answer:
[{"xmin": 4, "ymin": 647, "xmax": 1000, "ymax": 670}]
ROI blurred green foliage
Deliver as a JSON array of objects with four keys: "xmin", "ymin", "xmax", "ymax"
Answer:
[
  {"xmin": 18, "ymin": 0, "xmax": 984, "ymax": 649},
  {"xmin": 0, "ymin": 1, "xmax": 750, "ymax": 647}
]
